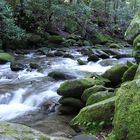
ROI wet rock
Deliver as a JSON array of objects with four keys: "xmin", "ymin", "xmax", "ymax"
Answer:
[
  {"xmin": 87, "ymin": 54, "xmax": 99, "ymax": 62},
  {"xmin": 46, "ymin": 52, "xmax": 55, "ymax": 57},
  {"xmin": 30, "ymin": 62, "xmax": 40, "ymax": 69},
  {"xmin": 54, "ymin": 50, "xmax": 64, "ymax": 57},
  {"xmin": 0, "ymin": 53, "xmax": 13, "ymax": 64},
  {"xmin": 80, "ymin": 48, "xmax": 93, "ymax": 56},
  {"xmin": 57, "ymin": 78, "xmax": 96, "ymax": 98},
  {"xmin": 99, "ymin": 58, "xmax": 118, "ymax": 66},
  {"xmin": 102, "ymin": 64, "xmax": 128, "ymax": 87},
  {"xmin": 0, "ymin": 122, "xmax": 69, "ymax": 140},
  {"xmin": 73, "ymin": 134, "xmax": 99, "ymax": 140},
  {"xmin": 77, "ymin": 59, "xmax": 86, "ymax": 65},
  {"xmin": 10, "ymin": 61, "xmax": 26, "ymax": 71},
  {"xmin": 94, "ymin": 50, "xmax": 109, "ymax": 59},
  {"xmin": 63, "ymin": 54, "xmax": 74, "ymax": 59},
  {"xmin": 48, "ymin": 71, "xmax": 75, "ymax": 80}
]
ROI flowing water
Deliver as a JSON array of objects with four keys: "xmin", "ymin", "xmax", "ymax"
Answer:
[{"xmin": 0, "ymin": 47, "xmax": 134, "ymax": 122}]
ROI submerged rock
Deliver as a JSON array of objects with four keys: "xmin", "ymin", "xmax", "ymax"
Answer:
[{"xmin": 0, "ymin": 122, "xmax": 69, "ymax": 140}]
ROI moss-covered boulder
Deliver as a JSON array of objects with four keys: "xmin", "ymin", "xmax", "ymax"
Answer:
[
  {"xmin": 81, "ymin": 85, "xmax": 107, "ymax": 102},
  {"xmin": 91, "ymin": 32, "xmax": 111, "ymax": 45},
  {"xmin": 109, "ymin": 80, "xmax": 140, "ymax": 140},
  {"xmin": 122, "ymin": 64, "xmax": 138, "ymax": 82},
  {"xmin": 0, "ymin": 53, "xmax": 13, "ymax": 64},
  {"xmin": 109, "ymin": 43, "xmax": 121, "ymax": 49},
  {"xmin": 71, "ymin": 97, "xmax": 115, "ymax": 133},
  {"xmin": 59, "ymin": 97, "xmax": 84, "ymax": 109},
  {"xmin": 0, "ymin": 122, "xmax": 69, "ymax": 140},
  {"xmin": 57, "ymin": 78, "xmax": 96, "ymax": 98},
  {"xmin": 48, "ymin": 35, "xmax": 63, "ymax": 44},
  {"xmin": 125, "ymin": 9, "xmax": 140, "ymax": 42},
  {"xmin": 86, "ymin": 91, "xmax": 115, "ymax": 106},
  {"xmin": 133, "ymin": 34, "xmax": 140, "ymax": 63},
  {"xmin": 102, "ymin": 64, "xmax": 128, "ymax": 87}
]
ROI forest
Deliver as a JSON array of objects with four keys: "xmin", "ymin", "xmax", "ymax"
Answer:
[{"xmin": 0, "ymin": 0, "xmax": 140, "ymax": 140}]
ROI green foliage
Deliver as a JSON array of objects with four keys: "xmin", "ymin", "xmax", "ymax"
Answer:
[{"xmin": 0, "ymin": 0, "xmax": 27, "ymax": 40}]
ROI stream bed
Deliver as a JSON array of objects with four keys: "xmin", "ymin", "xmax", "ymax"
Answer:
[{"xmin": 0, "ymin": 47, "xmax": 134, "ymax": 138}]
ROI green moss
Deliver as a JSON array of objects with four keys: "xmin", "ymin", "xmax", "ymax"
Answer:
[
  {"xmin": 109, "ymin": 43, "xmax": 121, "ymax": 49},
  {"xmin": 122, "ymin": 64, "xmax": 138, "ymax": 82},
  {"xmin": 125, "ymin": 9, "xmax": 140, "ymax": 41},
  {"xmin": 86, "ymin": 91, "xmax": 115, "ymax": 106},
  {"xmin": 102, "ymin": 64, "xmax": 128, "ymax": 87},
  {"xmin": 81, "ymin": 85, "xmax": 107, "ymax": 102},
  {"xmin": 57, "ymin": 78, "xmax": 97, "ymax": 98},
  {"xmin": 91, "ymin": 32, "xmax": 112, "ymax": 45},
  {"xmin": 71, "ymin": 97, "xmax": 115, "ymax": 133},
  {"xmin": 48, "ymin": 35, "xmax": 63, "ymax": 44},
  {"xmin": 112, "ymin": 80, "xmax": 140, "ymax": 140},
  {"xmin": 0, "ymin": 122, "xmax": 67, "ymax": 140},
  {"xmin": 133, "ymin": 35, "xmax": 140, "ymax": 63},
  {"xmin": 0, "ymin": 52, "xmax": 13, "ymax": 64}
]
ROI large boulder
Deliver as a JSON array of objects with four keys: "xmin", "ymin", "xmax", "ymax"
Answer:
[
  {"xmin": 57, "ymin": 78, "xmax": 96, "ymax": 98},
  {"xmin": 108, "ymin": 80, "xmax": 140, "ymax": 140},
  {"xmin": 71, "ymin": 97, "xmax": 115, "ymax": 132},
  {"xmin": 125, "ymin": 9, "xmax": 140, "ymax": 42},
  {"xmin": 0, "ymin": 52, "xmax": 13, "ymax": 64},
  {"xmin": 133, "ymin": 34, "xmax": 140, "ymax": 62},
  {"xmin": 0, "ymin": 122, "xmax": 69, "ymax": 140},
  {"xmin": 102, "ymin": 64, "xmax": 128, "ymax": 87}
]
